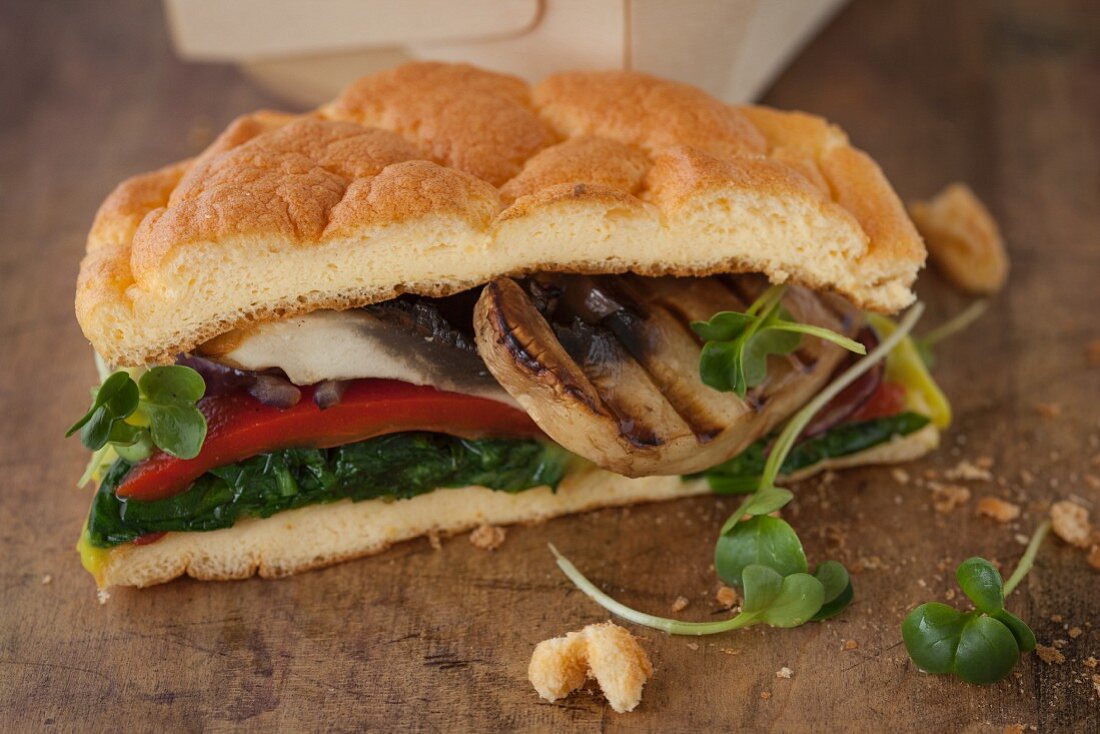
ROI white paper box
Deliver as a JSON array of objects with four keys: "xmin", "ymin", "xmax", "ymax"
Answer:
[{"xmin": 166, "ymin": 0, "xmax": 847, "ymax": 104}]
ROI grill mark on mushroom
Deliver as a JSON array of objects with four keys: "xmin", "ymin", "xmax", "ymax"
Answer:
[{"xmin": 553, "ymin": 318, "xmax": 686, "ymax": 448}]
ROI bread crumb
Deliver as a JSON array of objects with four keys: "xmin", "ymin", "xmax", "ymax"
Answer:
[
  {"xmin": 96, "ymin": 589, "xmax": 110, "ymax": 605},
  {"xmin": 469, "ymin": 524, "xmax": 506, "ymax": 551},
  {"xmin": 1088, "ymin": 545, "xmax": 1100, "ymax": 571},
  {"xmin": 946, "ymin": 460, "xmax": 994, "ymax": 482},
  {"xmin": 1050, "ymin": 614, "xmax": 1063, "ymax": 623},
  {"xmin": 671, "ymin": 596, "xmax": 690, "ymax": 613},
  {"xmin": 1002, "ymin": 725, "xmax": 1026, "ymax": 734},
  {"xmin": 1091, "ymin": 673, "xmax": 1100, "ymax": 700},
  {"xmin": 686, "ymin": 642, "xmax": 699, "ymax": 651},
  {"xmin": 759, "ymin": 691, "xmax": 771, "ymax": 700},
  {"xmin": 1086, "ymin": 340, "xmax": 1100, "ymax": 367},
  {"xmin": 1052, "ymin": 638, "xmax": 1068, "ymax": 649},
  {"xmin": 1050, "ymin": 500, "xmax": 1092, "ymax": 548},
  {"xmin": 715, "ymin": 585, "xmax": 740, "ymax": 610},
  {"xmin": 1035, "ymin": 645, "xmax": 1065, "ymax": 665},
  {"xmin": 427, "ymin": 530, "xmax": 443, "ymax": 551},
  {"xmin": 1069, "ymin": 627, "xmax": 1083, "ymax": 639},
  {"xmin": 1034, "ymin": 402, "xmax": 1062, "ymax": 419},
  {"xmin": 931, "ymin": 483, "xmax": 971, "ymax": 513},
  {"xmin": 776, "ymin": 667, "xmax": 793, "ymax": 679},
  {"xmin": 843, "ymin": 639, "xmax": 859, "ymax": 651},
  {"xmin": 41, "ymin": 574, "xmax": 52, "ymax": 585},
  {"xmin": 891, "ymin": 468, "xmax": 910, "ymax": 485},
  {"xmin": 1084, "ymin": 475, "xmax": 1100, "ymax": 492},
  {"xmin": 909, "ymin": 183, "xmax": 1009, "ymax": 295},
  {"xmin": 977, "ymin": 496, "xmax": 1021, "ymax": 523},
  {"xmin": 529, "ymin": 622, "xmax": 652, "ymax": 714},
  {"xmin": 719, "ymin": 647, "xmax": 740, "ymax": 656},
  {"xmin": 1084, "ymin": 656, "xmax": 1098, "ymax": 669}
]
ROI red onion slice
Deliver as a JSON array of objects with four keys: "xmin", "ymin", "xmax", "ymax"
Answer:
[
  {"xmin": 313, "ymin": 380, "xmax": 348, "ymax": 410},
  {"xmin": 247, "ymin": 374, "xmax": 302, "ymax": 409},
  {"xmin": 800, "ymin": 328, "xmax": 883, "ymax": 439}
]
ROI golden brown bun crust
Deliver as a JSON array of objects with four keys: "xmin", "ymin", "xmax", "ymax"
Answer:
[
  {"xmin": 78, "ymin": 63, "xmax": 925, "ymax": 366},
  {"xmin": 92, "ymin": 425, "xmax": 937, "ymax": 589}
]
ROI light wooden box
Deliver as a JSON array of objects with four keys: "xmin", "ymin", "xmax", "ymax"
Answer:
[{"xmin": 166, "ymin": 0, "xmax": 847, "ymax": 105}]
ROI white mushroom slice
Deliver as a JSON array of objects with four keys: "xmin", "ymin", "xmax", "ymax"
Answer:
[{"xmin": 197, "ymin": 303, "xmax": 517, "ymax": 406}]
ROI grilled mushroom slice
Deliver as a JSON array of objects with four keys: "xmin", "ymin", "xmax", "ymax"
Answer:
[{"xmin": 474, "ymin": 274, "xmax": 859, "ymax": 476}]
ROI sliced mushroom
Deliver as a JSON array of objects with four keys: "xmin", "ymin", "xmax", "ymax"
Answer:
[
  {"xmin": 474, "ymin": 275, "xmax": 859, "ymax": 476},
  {"xmin": 197, "ymin": 294, "xmax": 515, "ymax": 405}
]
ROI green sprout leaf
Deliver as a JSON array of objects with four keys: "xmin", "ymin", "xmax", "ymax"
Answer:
[
  {"xmin": 139, "ymin": 366, "xmax": 206, "ymax": 405},
  {"xmin": 68, "ymin": 365, "xmax": 208, "ymax": 468},
  {"xmin": 137, "ymin": 366, "xmax": 207, "ymax": 459},
  {"xmin": 693, "ymin": 285, "xmax": 866, "ymax": 398},
  {"xmin": 692, "ymin": 311, "xmax": 755, "ymax": 342},
  {"xmin": 146, "ymin": 404, "xmax": 207, "ymax": 459},
  {"xmin": 811, "ymin": 561, "xmax": 854, "ymax": 621},
  {"xmin": 992, "ymin": 609, "xmax": 1036, "ymax": 653},
  {"xmin": 902, "ymin": 603, "xmax": 968, "ymax": 674},
  {"xmin": 719, "ymin": 485, "xmax": 793, "ymax": 534},
  {"xmin": 953, "ymin": 614, "xmax": 1021, "ymax": 685},
  {"xmin": 955, "ymin": 557, "xmax": 1004, "ymax": 614},
  {"xmin": 66, "ymin": 371, "xmax": 140, "ymax": 451},
  {"xmin": 740, "ymin": 565, "xmax": 825, "ymax": 628},
  {"xmin": 715, "ymin": 516, "xmax": 808, "ymax": 586},
  {"xmin": 901, "ymin": 520, "xmax": 1051, "ymax": 685}
]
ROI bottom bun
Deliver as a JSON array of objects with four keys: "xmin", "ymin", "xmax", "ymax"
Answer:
[{"xmin": 92, "ymin": 425, "xmax": 938, "ymax": 589}]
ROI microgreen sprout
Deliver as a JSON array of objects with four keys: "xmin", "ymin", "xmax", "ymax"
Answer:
[
  {"xmin": 550, "ymin": 302, "xmax": 926, "ymax": 636},
  {"xmin": 693, "ymin": 285, "xmax": 867, "ymax": 397},
  {"xmin": 912, "ymin": 299, "xmax": 988, "ymax": 367},
  {"xmin": 68, "ymin": 366, "xmax": 208, "ymax": 484},
  {"xmin": 902, "ymin": 520, "xmax": 1049, "ymax": 685}
]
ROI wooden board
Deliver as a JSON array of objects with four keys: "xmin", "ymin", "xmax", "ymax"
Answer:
[{"xmin": 1, "ymin": 1, "xmax": 1098, "ymax": 730}]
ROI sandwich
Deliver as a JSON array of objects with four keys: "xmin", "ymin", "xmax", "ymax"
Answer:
[{"xmin": 70, "ymin": 62, "xmax": 947, "ymax": 589}]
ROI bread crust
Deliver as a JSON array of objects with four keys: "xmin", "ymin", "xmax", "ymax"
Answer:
[
  {"xmin": 77, "ymin": 63, "xmax": 924, "ymax": 367},
  {"xmin": 90, "ymin": 425, "xmax": 937, "ymax": 589}
]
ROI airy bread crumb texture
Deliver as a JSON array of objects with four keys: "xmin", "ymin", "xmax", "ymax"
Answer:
[
  {"xmin": 77, "ymin": 62, "xmax": 925, "ymax": 367},
  {"xmin": 909, "ymin": 182, "xmax": 1008, "ymax": 295},
  {"xmin": 529, "ymin": 622, "xmax": 653, "ymax": 714}
]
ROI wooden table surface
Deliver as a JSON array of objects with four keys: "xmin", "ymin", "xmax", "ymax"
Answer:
[{"xmin": 2, "ymin": 1, "xmax": 1098, "ymax": 731}]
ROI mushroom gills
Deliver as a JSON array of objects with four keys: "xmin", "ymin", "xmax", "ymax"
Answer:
[{"xmin": 473, "ymin": 274, "xmax": 859, "ymax": 476}]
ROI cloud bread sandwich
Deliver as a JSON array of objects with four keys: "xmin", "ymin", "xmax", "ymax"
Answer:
[{"xmin": 70, "ymin": 62, "xmax": 947, "ymax": 589}]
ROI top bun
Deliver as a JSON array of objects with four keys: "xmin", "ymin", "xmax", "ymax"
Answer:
[{"xmin": 77, "ymin": 62, "xmax": 924, "ymax": 367}]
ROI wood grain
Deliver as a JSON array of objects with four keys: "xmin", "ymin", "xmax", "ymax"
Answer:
[{"xmin": 1, "ymin": 1, "xmax": 1098, "ymax": 731}]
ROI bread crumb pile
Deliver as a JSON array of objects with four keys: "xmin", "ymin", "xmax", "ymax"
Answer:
[{"xmin": 528, "ymin": 621, "xmax": 653, "ymax": 713}]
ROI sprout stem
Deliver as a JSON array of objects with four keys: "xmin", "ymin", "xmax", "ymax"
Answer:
[
  {"xmin": 1003, "ymin": 520, "xmax": 1051, "ymax": 597},
  {"xmin": 549, "ymin": 544, "xmax": 750, "ymax": 635},
  {"xmin": 760, "ymin": 302, "xmax": 926, "ymax": 490},
  {"xmin": 768, "ymin": 322, "xmax": 867, "ymax": 354},
  {"xmin": 747, "ymin": 284, "xmax": 788, "ymax": 317},
  {"xmin": 917, "ymin": 300, "xmax": 988, "ymax": 348}
]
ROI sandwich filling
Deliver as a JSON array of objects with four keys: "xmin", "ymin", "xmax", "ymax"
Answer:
[{"xmin": 72, "ymin": 274, "xmax": 948, "ymax": 572}]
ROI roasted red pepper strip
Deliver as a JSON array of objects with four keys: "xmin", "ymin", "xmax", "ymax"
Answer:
[
  {"xmin": 848, "ymin": 381, "xmax": 907, "ymax": 423},
  {"xmin": 116, "ymin": 379, "xmax": 540, "ymax": 501}
]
